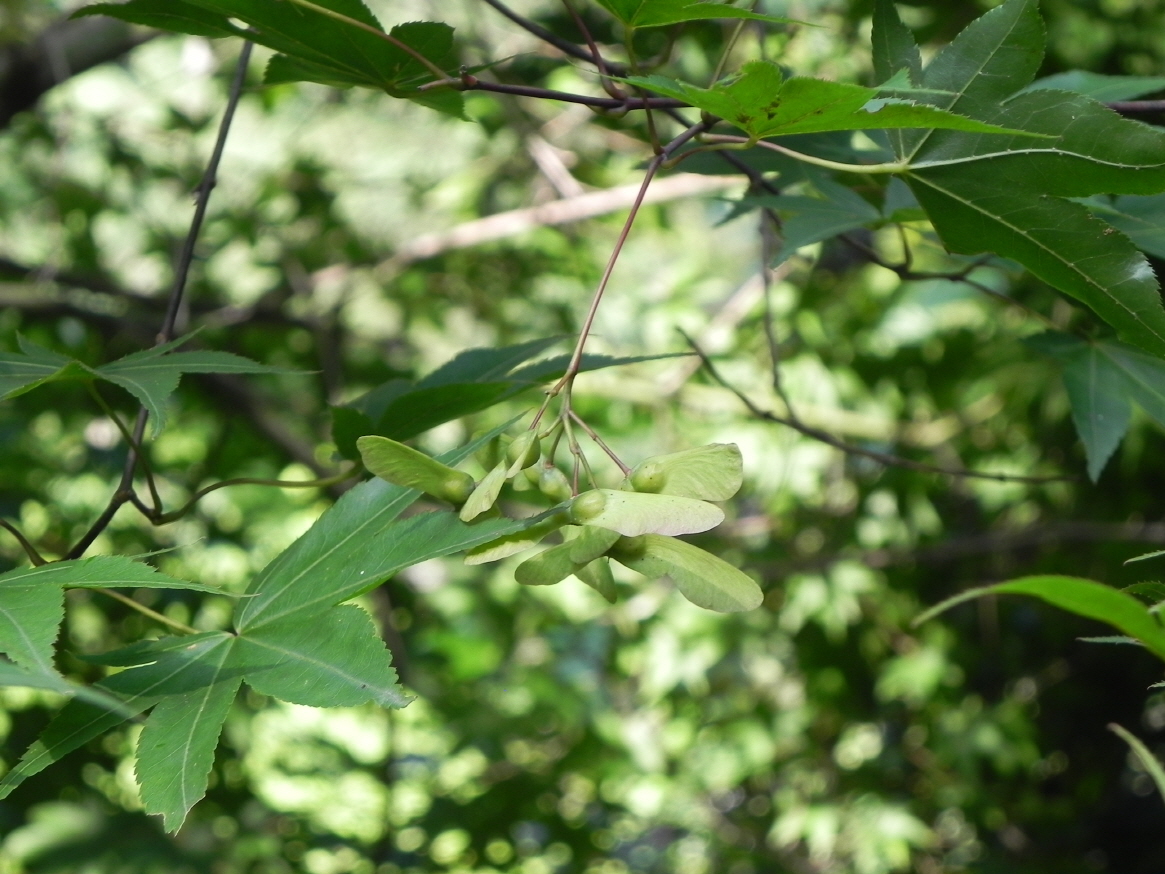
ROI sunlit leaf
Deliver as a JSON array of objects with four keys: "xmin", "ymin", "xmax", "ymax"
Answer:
[
  {"xmin": 915, "ymin": 575, "xmax": 1165, "ymax": 662},
  {"xmin": 235, "ymin": 428, "xmax": 524, "ymax": 632},
  {"xmin": 96, "ymin": 342, "xmax": 291, "ymax": 434}
]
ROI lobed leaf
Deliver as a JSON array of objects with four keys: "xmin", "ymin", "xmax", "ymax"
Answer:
[
  {"xmin": 738, "ymin": 182, "xmax": 882, "ymax": 266},
  {"xmin": 1032, "ymin": 333, "xmax": 1165, "ymax": 478},
  {"xmin": 0, "ymin": 632, "xmax": 234, "ymax": 801},
  {"xmin": 905, "ymin": 169, "xmax": 1165, "ymax": 358},
  {"xmin": 871, "ymin": 0, "xmax": 921, "ymax": 87},
  {"xmin": 97, "ymin": 344, "xmax": 291, "ymax": 434},
  {"xmin": 0, "ymin": 659, "xmax": 133, "ymax": 713},
  {"xmin": 624, "ymin": 63, "xmax": 1040, "ymax": 141},
  {"xmin": 233, "ymin": 605, "xmax": 408, "ymax": 708},
  {"xmin": 893, "ymin": 0, "xmax": 1044, "ymax": 160},
  {"xmin": 0, "ymin": 557, "xmax": 221, "ymax": 675},
  {"xmin": 236, "ymin": 427, "xmax": 525, "ymax": 632},
  {"xmin": 136, "ymin": 653, "xmax": 241, "ymax": 831},
  {"xmin": 1023, "ymin": 71, "xmax": 1165, "ymax": 102}
]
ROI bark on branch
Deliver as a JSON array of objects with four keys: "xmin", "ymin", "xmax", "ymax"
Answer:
[{"xmin": 0, "ymin": 16, "xmax": 149, "ymax": 129}]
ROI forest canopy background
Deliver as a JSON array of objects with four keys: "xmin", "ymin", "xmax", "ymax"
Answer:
[{"xmin": 3, "ymin": 0, "xmax": 1165, "ymax": 873}]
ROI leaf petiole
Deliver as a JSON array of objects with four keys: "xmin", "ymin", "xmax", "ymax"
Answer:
[
  {"xmin": 701, "ymin": 134, "xmax": 908, "ymax": 174},
  {"xmin": 95, "ymin": 587, "xmax": 199, "ymax": 636}
]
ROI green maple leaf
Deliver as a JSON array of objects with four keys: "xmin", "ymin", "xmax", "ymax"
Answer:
[
  {"xmin": 624, "ymin": 61, "xmax": 1037, "ymax": 141},
  {"xmin": 870, "ymin": 0, "xmax": 1165, "ymax": 357},
  {"xmin": 76, "ymin": 0, "xmax": 464, "ymax": 115}
]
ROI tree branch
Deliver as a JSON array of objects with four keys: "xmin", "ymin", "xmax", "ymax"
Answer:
[
  {"xmin": 683, "ymin": 332, "xmax": 1073, "ymax": 486},
  {"xmin": 67, "ymin": 42, "xmax": 254, "ymax": 560},
  {"xmin": 0, "ymin": 16, "xmax": 151, "ymax": 129}
]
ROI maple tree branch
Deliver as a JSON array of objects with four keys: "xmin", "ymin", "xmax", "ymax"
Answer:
[
  {"xmin": 682, "ymin": 332, "xmax": 1073, "ymax": 486},
  {"xmin": 67, "ymin": 42, "xmax": 253, "ymax": 561},
  {"xmin": 479, "ymin": 0, "xmax": 602, "ymax": 66}
]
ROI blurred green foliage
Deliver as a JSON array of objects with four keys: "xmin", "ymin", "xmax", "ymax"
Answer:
[{"xmin": 2, "ymin": 1, "xmax": 1165, "ymax": 872}]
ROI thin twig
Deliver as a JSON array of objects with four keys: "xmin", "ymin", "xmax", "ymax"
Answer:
[
  {"xmin": 479, "ymin": 0, "xmax": 601, "ymax": 66},
  {"xmin": 837, "ymin": 233, "xmax": 1061, "ymax": 330},
  {"xmin": 0, "ymin": 519, "xmax": 46, "ymax": 566},
  {"xmin": 154, "ymin": 467, "xmax": 360, "ymax": 524},
  {"xmin": 568, "ymin": 409, "xmax": 630, "ymax": 475},
  {"xmin": 701, "ymin": 134, "xmax": 906, "ymax": 173},
  {"xmin": 67, "ymin": 42, "xmax": 253, "ymax": 560},
  {"xmin": 561, "ymin": 0, "xmax": 621, "ymax": 95},
  {"xmin": 84, "ymin": 382, "xmax": 163, "ymax": 513},
  {"xmin": 540, "ymin": 119, "xmax": 711, "ymax": 414},
  {"xmin": 682, "ymin": 332, "xmax": 1073, "ymax": 485}
]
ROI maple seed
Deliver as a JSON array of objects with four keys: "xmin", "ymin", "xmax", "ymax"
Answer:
[
  {"xmin": 441, "ymin": 474, "xmax": 475, "ymax": 505},
  {"xmin": 570, "ymin": 490, "xmax": 607, "ymax": 524},
  {"xmin": 506, "ymin": 432, "xmax": 541, "ymax": 471},
  {"xmin": 610, "ymin": 534, "xmax": 647, "ymax": 560},
  {"xmin": 630, "ymin": 460, "xmax": 665, "ymax": 493},
  {"xmin": 538, "ymin": 466, "xmax": 573, "ymax": 504}
]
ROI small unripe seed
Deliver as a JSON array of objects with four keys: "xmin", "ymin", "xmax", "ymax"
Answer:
[
  {"xmin": 506, "ymin": 432, "xmax": 541, "ymax": 471},
  {"xmin": 610, "ymin": 534, "xmax": 647, "ymax": 560},
  {"xmin": 630, "ymin": 460, "xmax": 665, "ymax": 493},
  {"xmin": 569, "ymin": 490, "xmax": 608, "ymax": 524},
  {"xmin": 439, "ymin": 472, "xmax": 476, "ymax": 505},
  {"xmin": 538, "ymin": 467, "xmax": 573, "ymax": 504}
]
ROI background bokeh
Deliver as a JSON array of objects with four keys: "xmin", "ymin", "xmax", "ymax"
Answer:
[{"xmin": 2, "ymin": 1, "xmax": 1165, "ymax": 872}]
